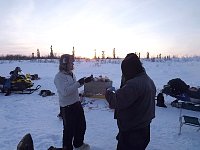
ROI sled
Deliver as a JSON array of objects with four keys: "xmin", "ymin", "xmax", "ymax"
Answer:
[
  {"xmin": 162, "ymin": 78, "xmax": 200, "ymax": 104},
  {"xmin": 163, "ymin": 87, "xmax": 200, "ymax": 111},
  {"xmin": 14, "ymin": 85, "xmax": 41, "ymax": 94},
  {"xmin": 162, "ymin": 79, "xmax": 200, "ymax": 134}
]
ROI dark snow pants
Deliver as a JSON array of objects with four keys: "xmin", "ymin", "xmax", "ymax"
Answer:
[
  {"xmin": 61, "ymin": 101, "xmax": 86, "ymax": 150},
  {"xmin": 117, "ymin": 125, "xmax": 150, "ymax": 150}
]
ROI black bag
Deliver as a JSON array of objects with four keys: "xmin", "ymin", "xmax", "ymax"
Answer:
[
  {"xmin": 156, "ymin": 93, "xmax": 167, "ymax": 108},
  {"xmin": 39, "ymin": 90, "xmax": 55, "ymax": 97},
  {"xmin": 31, "ymin": 74, "xmax": 39, "ymax": 80}
]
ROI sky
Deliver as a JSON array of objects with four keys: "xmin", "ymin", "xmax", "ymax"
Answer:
[
  {"xmin": 0, "ymin": 0, "xmax": 200, "ymax": 58},
  {"xmin": 1, "ymin": 59, "xmax": 200, "ymax": 150}
]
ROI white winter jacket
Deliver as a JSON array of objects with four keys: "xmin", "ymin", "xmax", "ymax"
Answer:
[{"xmin": 54, "ymin": 71, "xmax": 82, "ymax": 107}]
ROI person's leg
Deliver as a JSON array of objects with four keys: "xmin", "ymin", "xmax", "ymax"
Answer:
[
  {"xmin": 73, "ymin": 102, "xmax": 86, "ymax": 148},
  {"xmin": 117, "ymin": 131, "xmax": 128, "ymax": 150},
  {"xmin": 117, "ymin": 125, "xmax": 150, "ymax": 150},
  {"xmin": 4, "ymin": 79, "xmax": 11, "ymax": 96},
  {"xmin": 129, "ymin": 125, "xmax": 150, "ymax": 150},
  {"xmin": 61, "ymin": 106, "xmax": 74, "ymax": 150}
]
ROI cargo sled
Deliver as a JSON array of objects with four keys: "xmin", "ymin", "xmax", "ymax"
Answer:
[
  {"xmin": 162, "ymin": 78, "xmax": 200, "ymax": 112},
  {"xmin": 162, "ymin": 78, "xmax": 200, "ymax": 104},
  {"xmin": 161, "ymin": 79, "xmax": 200, "ymax": 134}
]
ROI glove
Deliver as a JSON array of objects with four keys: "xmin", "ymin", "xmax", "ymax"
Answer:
[
  {"xmin": 84, "ymin": 75, "xmax": 93, "ymax": 83},
  {"xmin": 105, "ymin": 90, "xmax": 111, "ymax": 101},
  {"xmin": 78, "ymin": 78, "xmax": 85, "ymax": 85},
  {"xmin": 106, "ymin": 87, "xmax": 115, "ymax": 93},
  {"xmin": 105, "ymin": 90, "xmax": 114, "ymax": 108}
]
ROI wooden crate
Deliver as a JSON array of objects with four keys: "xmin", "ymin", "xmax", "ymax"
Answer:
[{"xmin": 84, "ymin": 81, "xmax": 112, "ymax": 97}]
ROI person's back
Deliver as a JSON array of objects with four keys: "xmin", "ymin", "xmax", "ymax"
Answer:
[
  {"xmin": 118, "ymin": 53, "xmax": 155, "ymax": 130},
  {"xmin": 10, "ymin": 67, "xmax": 22, "ymax": 81},
  {"xmin": 2, "ymin": 67, "xmax": 22, "ymax": 96},
  {"xmin": 105, "ymin": 53, "xmax": 156, "ymax": 150},
  {"xmin": 115, "ymin": 72, "xmax": 156, "ymax": 131}
]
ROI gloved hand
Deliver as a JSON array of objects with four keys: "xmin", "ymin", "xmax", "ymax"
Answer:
[
  {"xmin": 105, "ymin": 89, "xmax": 113, "ymax": 101},
  {"xmin": 78, "ymin": 78, "xmax": 85, "ymax": 85},
  {"xmin": 105, "ymin": 90, "xmax": 115, "ymax": 109},
  {"xmin": 84, "ymin": 75, "xmax": 93, "ymax": 83}
]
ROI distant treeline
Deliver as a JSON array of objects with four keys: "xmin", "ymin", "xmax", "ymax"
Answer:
[
  {"xmin": 0, "ymin": 54, "xmax": 59, "ymax": 60},
  {"xmin": 0, "ymin": 54, "xmax": 200, "ymax": 61}
]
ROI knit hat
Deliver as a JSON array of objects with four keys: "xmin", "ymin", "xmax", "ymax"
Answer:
[
  {"xmin": 121, "ymin": 53, "xmax": 144, "ymax": 81},
  {"xmin": 15, "ymin": 67, "xmax": 22, "ymax": 72}
]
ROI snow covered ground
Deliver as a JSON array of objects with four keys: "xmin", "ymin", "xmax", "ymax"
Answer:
[{"xmin": 0, "ymin": 58, "xmax": 200, "ymax": 150}]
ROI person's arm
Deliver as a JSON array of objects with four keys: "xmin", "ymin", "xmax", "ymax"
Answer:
[
  {"xmin": 106, "ymin": 83, "xmax": 140, "ymax": 110},
  {"xmin": 120, "ymin": 74, "xmax": 125, "ymax": 88},
  {"xmin": 116, "ymin": 84, "xmax": 139, "ymax": 110}
]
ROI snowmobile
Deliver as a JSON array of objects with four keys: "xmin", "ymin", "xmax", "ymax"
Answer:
[{"xmin": 0, "ymin": 75, "xmax": 41, "ymax": 96}]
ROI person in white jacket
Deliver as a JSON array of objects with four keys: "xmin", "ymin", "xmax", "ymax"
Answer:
[{"xmin": 54, "ymin": 54, "xmax": 93, "ymax": 150}]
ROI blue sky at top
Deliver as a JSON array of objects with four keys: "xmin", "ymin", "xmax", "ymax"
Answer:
[{"xmin": 0, "ymin": 0, "xmax": 200, "ymax": 58}]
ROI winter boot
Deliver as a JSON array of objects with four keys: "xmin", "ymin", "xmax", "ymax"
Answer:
[
  {"xmin": 47, "ymin": 146, "xmax": 63, "ymax": 150},
  {"xmin": 5, "ymin": 89, "xmax": 11, "ymax": 96},
  {"xmin": 74, "ymin": 143, "xmax": 90, "ymax": 150}
]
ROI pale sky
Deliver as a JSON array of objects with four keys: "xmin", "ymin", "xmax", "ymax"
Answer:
[{"xmin": 0, "ymin": 0, "xmax": 200, "ymax": 58}]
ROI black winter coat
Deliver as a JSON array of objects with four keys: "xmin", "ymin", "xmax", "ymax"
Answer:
[{"xmin": 106, "ymin": 72, "xmax": 156, "ymax": 131}]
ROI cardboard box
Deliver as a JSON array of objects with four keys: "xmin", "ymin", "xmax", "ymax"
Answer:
[{"xmin": 84, "ymin": 81, "xmax": 112, "ymax": 97}]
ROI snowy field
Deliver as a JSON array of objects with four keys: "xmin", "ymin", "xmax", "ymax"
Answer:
[{"xmin": 0, "ymin": 58, "xmax": 200, "ymax": 150}]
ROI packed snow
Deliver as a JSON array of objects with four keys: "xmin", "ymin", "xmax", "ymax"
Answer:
[{"xmin": 0, "ymin": 58, "xmax": 200, "ymax": 150}]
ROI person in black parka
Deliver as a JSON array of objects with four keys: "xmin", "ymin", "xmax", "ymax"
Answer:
[{"xmin": 105, "ymin": 53, "xmax": 156, "ymax": 150}]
